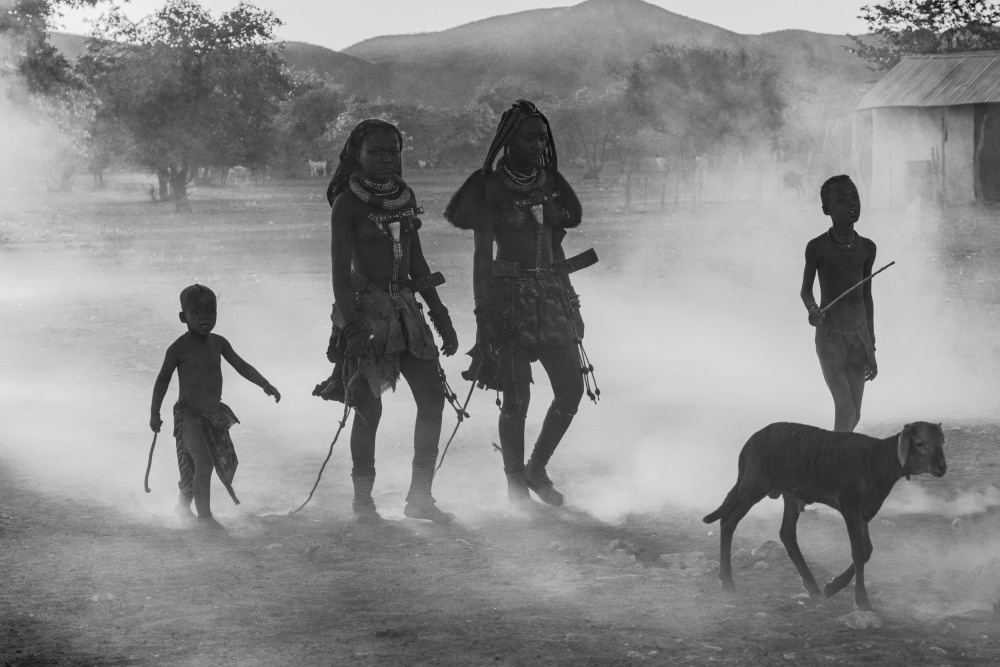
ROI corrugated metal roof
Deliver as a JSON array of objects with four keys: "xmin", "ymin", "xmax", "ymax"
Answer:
[{"xmin": 856, "ymin": 51, "xmax": 1000, "ymax": 110}]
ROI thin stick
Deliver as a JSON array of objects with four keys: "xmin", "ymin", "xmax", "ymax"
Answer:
[
  {"xmin": 435, "ymin": 360, "xmax": 483, "ymax": 473},
  {"xmin": 144, "ymin": 433, "xmax": 157, "ymax": 493},
  {"xmin": 289, "ymin": 403, "xmax": 351, "ymax": 515},
  {"xmin": 820, "ymin": 261, "xmax": 895, "ymax": 315}
]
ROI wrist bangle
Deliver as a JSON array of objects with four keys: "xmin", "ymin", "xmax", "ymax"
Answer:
[{"xmin": 807, "ymin": 304, "xmax": 820, "ymax": 312}]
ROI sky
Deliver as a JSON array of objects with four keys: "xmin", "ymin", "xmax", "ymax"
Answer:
[{"xmin": 55, "ymin": 0, "xmax": 872, "ymax": 51}]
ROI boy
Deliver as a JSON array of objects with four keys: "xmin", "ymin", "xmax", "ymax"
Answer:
[
  {"xmin": 150, "ymin": 284, "xmax": 280, "ymax": 528},
  {"xmin": 800, "ymin": 175, "xmax": 877, "ymax": 432}
]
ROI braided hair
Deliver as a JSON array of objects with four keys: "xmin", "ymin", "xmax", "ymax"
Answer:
[
  {"xmin": 326, "ymin": 119, "xmax": 404, "ymax": 207},
  {"xmin": 445, "ymin": 100, "xmax": 560, "ymax": 228},
  {"xmin": 479, "ymin": 99, "xmax": 558, "ymax": 175}
]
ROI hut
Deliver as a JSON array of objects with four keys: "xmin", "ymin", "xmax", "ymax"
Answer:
[{"xmin": 853, "ymin": 51, "xmax": 1000, "ymax": 208}]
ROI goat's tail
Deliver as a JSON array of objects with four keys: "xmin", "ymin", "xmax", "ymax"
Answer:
[
  {"xmin": 703, "ymin": 486, "xmax": 738, "ymax": 524},
  {"xmin": 703, "ymin": 448, "xmax": 747, "ymax": 524}
]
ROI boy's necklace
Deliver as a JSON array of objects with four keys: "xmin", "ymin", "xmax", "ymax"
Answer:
[{"xmin": 828, "ymin": 228, "xmax": 857, "ymax": 248}]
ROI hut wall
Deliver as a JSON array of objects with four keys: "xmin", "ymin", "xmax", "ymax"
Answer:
[{"xmin": 868, "ymin": 106, "xmax": 975, "ymax": 208}]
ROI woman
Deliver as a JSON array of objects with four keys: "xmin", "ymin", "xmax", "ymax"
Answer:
[
  {"xmin": 317, "ymin": 119, "xmax": 459, "ymax": 524},
  {"xmin": 445, "ymin": 100, "xmax": 596, "ymax": 508}
]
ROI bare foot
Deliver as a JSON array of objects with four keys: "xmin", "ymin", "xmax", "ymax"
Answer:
[
  {"xmin": 404, "ymin": 502, "xmax": 454, "ymax": 525},
  {"xmin": 353, "ymin": 507, "xmax": 383, "ymax": 525},
  {"xmin": 196, "ymin": 515, "xmax": 226, "ymax": 530}
]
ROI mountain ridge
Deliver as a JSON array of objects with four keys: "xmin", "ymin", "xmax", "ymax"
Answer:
[{"xmin": 47, "ymin": 0, "xmax": 879, "ymax": 110}]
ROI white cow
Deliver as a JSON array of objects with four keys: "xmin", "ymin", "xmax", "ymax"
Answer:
[
  {"xmin": 307, "ymin": 159, "xmax": 326, "ymax": 177},
  {"xmin": 227, "ymin": 165, "xmax": 250, "ymax": 185}
]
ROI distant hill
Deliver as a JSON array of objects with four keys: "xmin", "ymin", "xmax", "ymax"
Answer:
[
  {"xmin": 49, "ymin": 0, "xmax": 881, "ymax": 113},
  {"xmin": 280, "ymin": 42, "xmax": 391, "ymax": 97},
  {"xmin": 343, "ymin": 0, "xmax": 754, "ymax": 103},
  {"xmin": 49, "ymin": 32, "xmax": 90, "ymax": 61}
]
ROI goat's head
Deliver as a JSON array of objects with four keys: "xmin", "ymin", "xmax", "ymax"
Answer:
[{"xmin": 897, "ymin": 422, "xmax": 947, "ymax": 478}]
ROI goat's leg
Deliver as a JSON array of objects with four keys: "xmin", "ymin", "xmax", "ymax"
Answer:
[
  {"xmin": 824, "ymin": 563, "xmax": 855, "ymax": 599},
  {"xmin": 825, "ymin": 511, "xmax": 872, "ymax": 609},
  {"xmin": 718, "ymin": 491, "xmax": 764, "ymax": 592},
  {"xmin": 778, "ymin": 493, "xmax": 822, "ymax": 598},
  {"xmin": 824, "ymin": 518, "xmax": 861, "ymax": 598}
]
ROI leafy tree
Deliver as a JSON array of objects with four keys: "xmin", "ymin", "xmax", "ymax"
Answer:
[
  {"xmin": 1, "ymin": 0, "xmax": 106, "ymax": 94},
  {"xmin": 852, "ymin": 0, "xmax": 1000, "ymax": 70},
  {"xmin": 1, "ymin": 0, "xmax": 110, "ymax": 190},
  {"xmin": 623, "ymin": 46, "xmax": 786, "ymax": 159},
  {"xmin": 81, "ymin": 0, "xmax": 289, "ymax": 209},
  {"xmin": 321, "ymin": 98, "xmax": 495, "ymax": 169},
  {"xmin": 549, "ymin": 88, "xmax": 635, "ymax": 180},
  {"xmin": 474, "ymin": 77, "xmax": 550, "ymax": 115},
  {"xmin": 272, "ymin": 71, "xmax": 344, "ymax": 176}
]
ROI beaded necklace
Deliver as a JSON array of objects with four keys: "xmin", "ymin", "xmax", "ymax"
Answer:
[
  {"xmin": 349, "ymin": 170, "xmax": 412, "ymax": 210},
  {"xmin": 498, "ymin": 157, "xmax": 545, "ymax": 194},
  {"xmin": 828, "ymin": 228, "xmax": 858, "ymax": 250}
]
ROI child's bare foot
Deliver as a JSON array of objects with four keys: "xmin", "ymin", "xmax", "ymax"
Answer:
[
  {"xmin": 353, "ymin": 507, "xmax": 383, "ymax": 525},
  {"xmin": 404, "ymin": 502, "xmax": 455, "ymax": 525},
  {"xmin": 196, "ymin": 515, "xmax": 226, "ymax": 530}
]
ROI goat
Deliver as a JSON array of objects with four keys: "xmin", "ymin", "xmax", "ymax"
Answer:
[
  {"xmin": 307, "ymin": 159, "xmax": 326, "ymax": 177},
  {"xmin": 704, "ymin": 422, "xmax": 946, "ymax": 610},
  {"xmin": 781, "ymin": 170, "xmax": 805, "ymax": 198}
]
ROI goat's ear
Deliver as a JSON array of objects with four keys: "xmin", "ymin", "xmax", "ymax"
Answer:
[{"xmin": 897, "ymin": 423, "xmax": 912, "ymax": 468}]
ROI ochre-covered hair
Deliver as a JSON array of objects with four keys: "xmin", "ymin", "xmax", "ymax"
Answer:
[
  {"xmin": 444, "ymin": 100, "xmax": 563, "ymax": 229},
  {"xmin": 326, "ymin": 119, "xmax": 404, "ymax": 207}
]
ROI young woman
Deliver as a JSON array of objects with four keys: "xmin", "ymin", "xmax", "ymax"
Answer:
[
  {"xmin": 445, "ymin": 100, "xmax": 595, "ymax": 508},
  {"xmin": 317, "ymin": 119, "xmax": 458, "ymax": 524}
]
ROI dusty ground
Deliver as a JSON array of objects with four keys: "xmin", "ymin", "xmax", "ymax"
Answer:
[{"xmin": 2, "ymin": 172, "xmax": 1000, "ymax": 666}]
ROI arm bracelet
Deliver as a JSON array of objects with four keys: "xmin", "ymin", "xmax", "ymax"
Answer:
[
  {"xmin": 428, "ymin": 307, "xmax": 453, "ymax": 334},
  {"xmin": 473, "ymin": 305, "xmax": 490, "ymax": 327}
]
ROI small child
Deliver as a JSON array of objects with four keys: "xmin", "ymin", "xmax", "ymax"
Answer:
[
  {"xmin": 150, "ymin": 284, "xmax": 280, "ymax": 528},
  {"xmin": 800, "ymin": 175, "xmax": 877, "ymax": 433}
]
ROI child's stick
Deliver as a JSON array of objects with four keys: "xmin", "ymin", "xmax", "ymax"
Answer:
[
  {"xmin": 820, "ymin": 261, "xmax": 895, "ymax": 315},
  {"xmin": 144, "ymin": 433, "xmax": 157, "ymax": 493}
]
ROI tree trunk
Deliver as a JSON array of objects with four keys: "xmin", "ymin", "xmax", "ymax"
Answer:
[
  {"xmin": 60, "ymin": 166, "xmax": 74, "ymax": 191},
  {"xmin": 157, "ymin": 169, "xmax": 171, "ymax": 202},
  {"xmin": 170, "ymin": 165, "xmax": 191, "ymax": 213},
  {"xmin": 623, "ymin": 158, "xmax": 632, "ymax": 213}
]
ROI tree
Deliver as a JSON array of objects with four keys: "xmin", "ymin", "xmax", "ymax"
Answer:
[
  {"xmin": 1, "ymin": 0, "xmax": 110, "ymax": 190},
  {"xmin": 852, "ymin": 0, "xmax": 1000, "ymax": 70},
  {"xmin": 549, "ymin": 88, "xmax": 633, "ymax": 180},
  {"xmin": 272, "ymin": 71, "xmax": 344, "ymax": 176},
  {"xmin": 623, "ymin": 46, "xmax": 786, "ymax": 159},
  {"xmin": 321, "ymin": 98, "xmax": 495, "ymax": 170},
  {"xmin": 1, "ymin": 0, "xmax": 106, "ymax": 94},
  {"xmin": 81, "ymin": 0, "xmax": 289, "ymax": 209}
]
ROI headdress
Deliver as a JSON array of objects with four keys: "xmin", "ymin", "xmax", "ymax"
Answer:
[
  {"xmin": 480, "ymin": 99, "xmax": 557, "ymax": 175},
  {"xmin": 326, "ymin": 119, "xmax": 405, "ymax": 207}
]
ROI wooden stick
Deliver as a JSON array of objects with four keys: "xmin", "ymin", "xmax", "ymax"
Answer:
[
  {"xmin": 144, "ymin": 432, "xmax": 157, "ymax": 493},
  {"xmin": 820, "ymin": 261, "xmax": 895, "ymax": 315},
  {"xmin": 436, "ymin": 360, "xmax": 483, "ymax": 473}
]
